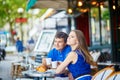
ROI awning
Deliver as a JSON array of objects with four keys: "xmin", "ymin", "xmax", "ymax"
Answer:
[
  {"xmin": 26, "ymin": 0, "xmax": 68, "ymax": 11},
  {"xmin": 26, "ymin": 0, "xmax": 37, "ymax": 11},
  {"xmin": 43, "ymin": 11, "xmax": 68, "ymax": 28}
]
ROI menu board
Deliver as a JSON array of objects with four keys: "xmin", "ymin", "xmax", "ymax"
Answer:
[{"xmin": 34, "ymin": 30, "xmax": 57, "ymax": 53}]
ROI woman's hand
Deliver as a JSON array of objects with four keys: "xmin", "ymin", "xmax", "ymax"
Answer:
[{"xmin": 68, "ymin": 72, "xmax": 74, "ymax": 80}]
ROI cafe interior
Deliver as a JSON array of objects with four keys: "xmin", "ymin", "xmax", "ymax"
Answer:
[{"xmin": 11, "ymin": 0, "xmax": 120, "ymax": 80}]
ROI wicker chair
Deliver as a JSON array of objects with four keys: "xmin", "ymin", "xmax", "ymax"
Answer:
[
  {"xmin": 92, "ymin": 66, "xmax": 115, "ymax": 80},
  {"xmin": 90, "ymin": 51, "xmax": 101, "ymax": 75},
  {"xmin": 106, "ymin": 71, "xmax": 120, "ymax": 80},
  {"xmin": 11, "ymin": 62, "xmax": 25, "ymax": 79}
]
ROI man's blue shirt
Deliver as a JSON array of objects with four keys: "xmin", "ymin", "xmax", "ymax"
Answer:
[
  {"xmin": 47, "ymin": 45, "xmax": 71, "ymax": 62},
  {"xmin": 47, "ymin": 45, "xmax": 71, "ymax": 77}
]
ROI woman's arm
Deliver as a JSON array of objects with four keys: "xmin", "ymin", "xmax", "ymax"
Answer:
[{"xmin": 56, "ymin": 52, "xmax": 76, "ymax": 74}]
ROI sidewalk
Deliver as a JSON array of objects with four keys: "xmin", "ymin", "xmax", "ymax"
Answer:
[
  {"xmin": 0, "ymin": 53, "xmax": 19, "ymax": 80},
  {"xmin": 0, "ymin": 52, "xmax": 54, "ymax": 80}
]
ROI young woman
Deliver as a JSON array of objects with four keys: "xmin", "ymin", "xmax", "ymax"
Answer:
[{"xmin": 56, "ymin": 30, "xmax": 96, "ymax": 80}]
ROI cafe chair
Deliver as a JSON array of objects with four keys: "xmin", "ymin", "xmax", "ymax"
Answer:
[
  {"xmin": 28, "ymin": 54, "xmax": 42, "ymax": 66},
  {"xmin": 106, "ymin": 71, "xmax": 120, "ymax": 80},
  {"xmin": 11, "ymin": 62, "xmax": 25, "ymax": 79},
  {"xmin": 35, "ymin": 54, "xmax": 42, "ymax": 63},
  {"xmin": 32, "ymin": 54, "xmax": 42, "ymax": 66},
  {"xmin": 90, "ymin": 51, "xmax": 101, "ymax": 75},
  {"xmin": 11, "ymin": 62, "xmax": 22, "ymax": 78},
  {"xmin": 90, "ymin": 51, "xmax": 101, "ymax": 62},
  {"xmin": 92, "ymin": 66, "xmax": 115, "ymax": 80}
]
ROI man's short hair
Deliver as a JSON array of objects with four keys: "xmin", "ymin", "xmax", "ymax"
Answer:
[{"xmin": 55, "ymin": 32, "xmax": 68, "ymax": 43}]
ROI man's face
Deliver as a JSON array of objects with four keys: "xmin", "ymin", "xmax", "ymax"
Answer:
[{"xmin": 54, "ymin": 38, "xmax": 66, "ymax": 51}]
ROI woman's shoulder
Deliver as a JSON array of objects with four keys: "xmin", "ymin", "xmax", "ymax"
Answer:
[{"xmin": 68, "ymin": 51, "xmax": 76, "ymax": 56}]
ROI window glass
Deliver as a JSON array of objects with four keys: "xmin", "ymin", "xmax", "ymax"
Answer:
[
  {"xmin": 90, "ymin": 1, "xmax": 111, "ymax": 46},
  {"xmin": 100, "ymin": 2, "xmax": 111, "ymax": 45},
  {"xmin": 90, "ymin": 1, "xmax": 112, "ymax": 62},
  {"xmin": 90, "ymin": 7, "xmax": 100, "ymax": 45}
]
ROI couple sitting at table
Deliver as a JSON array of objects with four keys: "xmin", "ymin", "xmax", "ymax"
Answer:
[{"xmin": 42, "ymin": 30, "xmax": 96, "ymax": 80}]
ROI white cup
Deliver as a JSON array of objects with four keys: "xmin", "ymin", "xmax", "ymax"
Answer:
[
  {"xmin": 46, "ymin": 58, "xmax": 52, "ymax": 65},
  {"xmin": 52, "ymin": 61, "xmax": 57, "ymax": 68}
]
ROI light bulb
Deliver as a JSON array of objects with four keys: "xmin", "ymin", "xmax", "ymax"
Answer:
[
  {"xmin": 68, "ymin": 8, "xmax": 73, "ymax": 14},
  {"xmin": 78, "ymin": 1, "xmax": 83, "ymax": 7}
]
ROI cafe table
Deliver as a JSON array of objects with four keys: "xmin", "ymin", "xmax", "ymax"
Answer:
[
  {"xmin": 98, "ymin": 62, "xmax": 120, "ymax": 71},
  {"xmin": 22, "ymin": 69, "xmax": 55, "ymax": 80},
  {"xmin": 98, "ymin": 62, "xmax": 120, "ymax": 66}
]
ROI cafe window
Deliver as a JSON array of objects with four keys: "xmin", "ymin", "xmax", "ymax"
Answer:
[
  {"xmin": 90, "ymin": 7, "xmax": 100, "ymax": 45},
  {"xmin": 90, "ymin": 1, "xmax": 111, "ymax": 46},
  {"xmin": 100, "ymin": 4, "xmax": 111, "ymax": 45}
]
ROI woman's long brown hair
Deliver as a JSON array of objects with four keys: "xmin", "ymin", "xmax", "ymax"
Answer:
[{"xmin": 72, "ymin": 30, "xmax": 96, "ymax": 66}]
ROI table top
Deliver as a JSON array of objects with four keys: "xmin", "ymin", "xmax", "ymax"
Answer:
[
  {"xmin": 22, "ymin": 69, "xmax": 55, "ymax": 78},
  {"xmin": 98, "ymin": 62, "xmax": 120, "ymax": 66}
]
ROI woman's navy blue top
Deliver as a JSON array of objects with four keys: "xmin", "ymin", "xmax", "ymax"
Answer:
[{"xmin": 67, "ymin": 50, "xmax": 91, "ymax": 79}]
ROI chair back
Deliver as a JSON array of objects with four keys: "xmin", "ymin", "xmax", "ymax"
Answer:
[
  {"xmin": 90, "ymin": 51, "xmax": 101, "ymax": 62},
  {"xmin": 35, "ymin": 54, "xmax": 42, "ymax": 63},
  {"xmin": 90, "ymin": 51, "xmax": 101, "ymax": 75},
  {"xmin": 106, "ymin": 71, "xmax": 120, "ymax": 80},
  {"xmin": 92, "ymin": 67, "xmax": 114, "ymax": 80},
  {"xmin": 90, "ymin": 51, "xmax": 101, "ymax": 68}
]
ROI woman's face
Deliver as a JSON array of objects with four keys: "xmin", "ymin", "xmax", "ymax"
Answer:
[
  {"xmin": 54, "ymin": 38, "xmax": 66, "ymax": 51},
  {"xmin": 67, "ymin": 31, "xmax": 78, "ymax": 46}
]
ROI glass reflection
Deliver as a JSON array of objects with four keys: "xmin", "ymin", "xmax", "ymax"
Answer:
[{"xmin": 90, "ymin": 1, "xmax": 111, "ymax": 46}]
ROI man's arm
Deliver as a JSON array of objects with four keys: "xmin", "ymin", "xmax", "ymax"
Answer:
[{"xmin": 41, "ymin": 50, "xmax": 54, "ymax": 68}]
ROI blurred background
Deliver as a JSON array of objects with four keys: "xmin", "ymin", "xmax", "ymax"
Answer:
[
  {"xmin": 0, "ymin": 0, "xmax": 120, "ymax": 80},
  {"xmin": 0, "ymin": 0, "xmax": 120, "ymax": 63}
]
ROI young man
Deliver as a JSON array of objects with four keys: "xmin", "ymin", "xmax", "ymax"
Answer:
[{"xmin": 42, "ymin": 32, "xmax": 73, "ymax": 80}]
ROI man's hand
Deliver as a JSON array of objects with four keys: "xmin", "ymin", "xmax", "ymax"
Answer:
[
  {"xmin": 42, "ymin": 58, "xmax": 47, "ymax": 66},
  {"xmin": 42, "ymin": 58, "xmax": 51, "ymax": 69}
]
